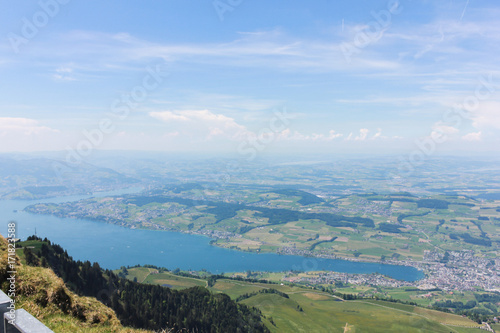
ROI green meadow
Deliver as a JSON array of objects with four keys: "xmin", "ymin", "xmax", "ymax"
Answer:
[{"xmin": 120, "ymin": 267, "xmax": 481, "ymax": 333}]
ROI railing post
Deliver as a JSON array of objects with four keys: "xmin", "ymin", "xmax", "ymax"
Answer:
[{"xmin": 0, "ymin": 290, "xmax": 12, "ymax": 333}]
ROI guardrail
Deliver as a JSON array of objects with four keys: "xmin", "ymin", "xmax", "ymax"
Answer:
[{"xmin": 0, "ymin": 290, "xmax": 53, "ymax": 333}]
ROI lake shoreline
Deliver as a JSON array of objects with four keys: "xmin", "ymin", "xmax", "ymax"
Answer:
[
  {"xmin": 19, "ymin": 186, "xmax": 425, "ymax": 273},
  {"xmin": 23, "ymin": 207, "xmax": 426, "ymax": 281},
  {"xmin": 1, "ymin": 189, "xmax": 424, "ymax": 282}
]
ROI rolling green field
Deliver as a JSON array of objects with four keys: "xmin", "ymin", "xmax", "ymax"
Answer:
[
  {"xmin": 116, "ymin": 266, "xmax": 208, "ymax": 289},
  {"xmin": 119, "ymin": 267, "xmax": 482, "ymax": 333},
  {"xmin": 243, "ymin": 294, "xmax": 480, "ymax": 333}
]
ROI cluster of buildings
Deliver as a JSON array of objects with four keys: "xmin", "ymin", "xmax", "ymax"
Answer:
[
  {"xmin": 285, "ymin": 271, "xmax": 414, "ymax": 289},
  {"xmin": 277, "ymin": 248, "xmax": 500, "ymax": 293},
  {"xmin": 417, "ymin": 250, "xmax": 500, "ymax": 291}
]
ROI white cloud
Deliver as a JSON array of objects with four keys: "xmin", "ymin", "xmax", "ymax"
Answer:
[
  {"xmin": 149, "ymin": 110, "xmax": 249, "ymax": 140},
  {"xmin": 26, "ymin": 29, "xmax": 402, "ymax": 76},
  {"xmin": 431, "ymin": 122, "xmax": 459, "ymax": 137},
  {"xmin": 372, "ymin": 128, "xmax": 382, "ymax": 139},
  {"xmin": 344, "ymin": 128, "xmax": 390, "ymax": 141},
  {"xmin": 150, "ymin": 111, "xmax": 189, "ymax": 122},
  {"xmin": 163, "ymin": 131, "xmax": 179, "ymax": 138},
  {"xmin": 285, "ymin": 130, "xmax": 310, "ymax": 141},
  {"xmin": 0, "ymin": 117, "xmax": 61, "ymax": 152},
  {"xmin": 354, "ymin": 128, "xmax": 369, "ymax": 141},
  {"xmin": 53, "ymin": 66, "xmax": 76, "ymax": 81},
  {"xmin": 471, "ymin": 101, "xmax": 500, "ymax": 130},
  {"xmin": 277, "ymin": 129, "xmax": 343, "ymax": 142},
  {"xmin": 462, "ymin": 131, "xmax": 482, "ymax": 141},
  {"xmin": 327, "ymin": 130, "xmax": 343, "ymax": 140},
  {"xmin": 278, "ymin": 128, "xmax": 383, "ymax": 142},
  {"xmin": 190, "ymin": 93, "xmax": 281, "ymax": 114},
  {"xmin": 0, "ymin": 117, "xmax": 58, "ymax": 135},
  {"xmin": 15, "ymin": 5, "xmax": 499, "ymax": 80}
]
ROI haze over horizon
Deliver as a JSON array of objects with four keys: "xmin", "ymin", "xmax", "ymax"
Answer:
[{"xmin": 1, "ymin": 0, "xmax": 500, "ymax": 158}]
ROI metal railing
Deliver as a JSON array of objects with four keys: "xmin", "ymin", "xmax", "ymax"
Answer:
[{"xmin": 0, "ymin": 290, "xmax": 53, "ymax": 333}]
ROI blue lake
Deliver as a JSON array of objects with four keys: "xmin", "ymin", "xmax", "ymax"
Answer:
[{"xmin": 0, "ymin": 188, "xmax": 424, "ymax": 281}]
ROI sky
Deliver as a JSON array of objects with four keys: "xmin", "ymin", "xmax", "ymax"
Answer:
[{"xmin": 1, "ymin": 0, "xmax": 499, "ymax": 160}]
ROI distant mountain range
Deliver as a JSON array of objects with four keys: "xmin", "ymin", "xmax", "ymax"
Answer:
[{"xmin": 0, "ymin": 155, "xmax": 139, "ymax": 199}]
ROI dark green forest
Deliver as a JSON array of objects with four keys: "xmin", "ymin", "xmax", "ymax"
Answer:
[
  {"xmin": 270, "ymin": 189, "xmax": 324, "ymax": 205},
  {"xmin": 378, "ymin": 223, "xmax": 404, "ymax": 233},
  {"xmin": 124, "ymin": 194, "xmax": 374, "ymax": 229}
]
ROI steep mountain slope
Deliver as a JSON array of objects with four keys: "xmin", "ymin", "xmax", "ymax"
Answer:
[
  {"xmin": 14, "ymin": 236, "xmax": 269, "ymax": 332},
  {"xmin": 0, "ymin": 235, "xmax": 151, "ymax": 332}
]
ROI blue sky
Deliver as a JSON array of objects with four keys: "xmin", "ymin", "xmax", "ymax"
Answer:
[{"xmin": 1, "ymin": 0, "xmax": 499, "ymax": 159}]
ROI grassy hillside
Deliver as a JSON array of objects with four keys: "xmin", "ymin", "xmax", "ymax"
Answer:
[
  {"xmin": 0, "ymin": 236, "xmax": 151, "ymax": 333},
  {"xmin": 121, "ymin": 266, "xmax": 483, "ymax": 333}
]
